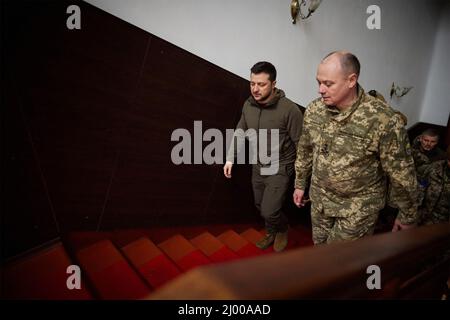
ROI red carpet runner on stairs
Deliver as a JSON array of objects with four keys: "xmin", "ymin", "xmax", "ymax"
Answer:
[{"xmin": 2, "ymin": 224, "xmax": 313, "ymax": 299}]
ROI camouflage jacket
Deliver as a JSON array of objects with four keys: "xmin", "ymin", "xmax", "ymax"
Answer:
[
  {"xmin": 419, "ymin": 160, "xmax": 450, "ymax": 225},
  {"xmin": 294, "ymin": 86, "xmax": 419, "ymax": 224}
]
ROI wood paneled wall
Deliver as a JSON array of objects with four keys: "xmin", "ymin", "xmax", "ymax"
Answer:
[{"xmin": 2, "ymin": 0, "xmax": 259, "ymax": 259}]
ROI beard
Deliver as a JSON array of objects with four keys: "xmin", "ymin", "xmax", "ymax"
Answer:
[{"xmin": 253, "ymin": 90, "xmax": 272, "ymax": 103}]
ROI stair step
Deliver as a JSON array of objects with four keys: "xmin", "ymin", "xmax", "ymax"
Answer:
[
  {"xmin": 217, "ymin": 230, "xmax": 263, "ymax": 258},
  {"xmin": 121, "ymin": 237, "xmax": 181, "ymax": 288},
  {"xmin": 190, "ymin": 232, "xmax": 239, "ymax": 263},
  {"xmin": 158, "ymin": 235, "xmax": 211, "ymax": 271},
  {"xmin": 76, "ymin": 240, "xmax": 151, "ymax": 299},
  {"xmin": 259, "ymin": 228, "xmax": 302, "ymax": 251},
  {"xmin": 260, "ymin": 227, "xmax": 313, "ymax": 248},
  {"xmin": 241, "ymin": 228, "xmax": 274, "ymax": 253},
  {"xmin": 240, "ymin": 228, "xmax": 265, "ymax": 244},
  {"xmin": 2, "ymin": 243, "xmax": 92, "ymax": 300}
]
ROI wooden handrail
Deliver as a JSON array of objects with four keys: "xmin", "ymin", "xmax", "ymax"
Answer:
[{"xmin": 148, "ymin": 223, "xmax": 450, "ymax": 299}]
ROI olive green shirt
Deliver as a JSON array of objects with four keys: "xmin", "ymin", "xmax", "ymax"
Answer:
[{"xmin": 227, "ymin": 89, "xmax": 303, "ymax": 168}]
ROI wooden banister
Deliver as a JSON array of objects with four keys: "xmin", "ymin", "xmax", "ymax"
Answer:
[{"xmin": 147, "ymin": 223, "xmax": 450, "ymax": 299}]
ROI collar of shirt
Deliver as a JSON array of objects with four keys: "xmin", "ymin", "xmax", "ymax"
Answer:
[{"xmin": 326, "ymin": 85, "xmax": 365, "ymax": 123}]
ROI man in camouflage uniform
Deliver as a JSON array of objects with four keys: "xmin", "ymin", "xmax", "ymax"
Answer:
[
  {"xmin": 293, "ymin": 51, "xmax": 419, "ymax": 244},
  {"xmin": 410, "ymin": 129, "xmax": 445, "ymax": 205},
  {"xmin": 419, "ymin": 146, "xmax": 450, "ymax": 225},
  {"xmin": 411, "ymin": 129, "xmax": 446, "ymax": 181}
]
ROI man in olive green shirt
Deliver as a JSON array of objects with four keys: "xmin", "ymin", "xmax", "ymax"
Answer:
[
  {"xmin": 224, "ymin": 61, "xmax": 303, "ymax": 252},
  {"xmin": 293, "ymin": 51, "xmax": 418, "ymax": 244}
]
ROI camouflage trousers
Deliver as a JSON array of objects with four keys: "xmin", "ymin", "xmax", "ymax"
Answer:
[
  {"xmin": 310, "ymin": 202, "xmax": 379, "ymax": 244},
  {"xmin": 251, "ymin": 164, "xmax": 293, "ymax": 234}
]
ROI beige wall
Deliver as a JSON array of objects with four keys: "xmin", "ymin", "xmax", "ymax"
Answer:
[{"xmin": 86, "ymin": 0, "xmax": 447, "ymax": 127}]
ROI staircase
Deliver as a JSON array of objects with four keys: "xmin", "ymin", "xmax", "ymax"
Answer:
[{"xmin": 1, "ymin": 224, "xmax": 313, "ymax": 299}]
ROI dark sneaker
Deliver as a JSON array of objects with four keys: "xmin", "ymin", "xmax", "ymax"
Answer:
[
  {"xmin": 274, "ymin": 231, "xmax": 288, "ymax": 252},
  {"xmin": 256, "ymin": 233, "xmax": 275, "ymax": 250}
]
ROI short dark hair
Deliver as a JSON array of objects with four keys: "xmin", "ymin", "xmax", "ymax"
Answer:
[
  {"xmin": 323, "ymin": 51, "xmax": 360, "ymax": 76},
  {"xmin": 421, "ymin": 128, "xmax": 439, "ymax": 138},
  {"xmin": 250, "ymin": 61, "xmax": 277, "ymax": 81}
]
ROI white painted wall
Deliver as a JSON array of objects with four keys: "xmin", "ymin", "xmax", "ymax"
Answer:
[
  {"xmin": 421, "ymin": 1, "xmax": 450, "ymax": 126},
  {"xmin": 85, "ymin": 0, "xmax": 446, "ymax": 127}
]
